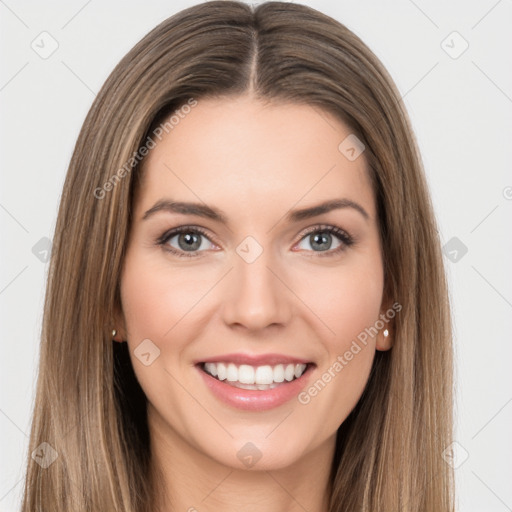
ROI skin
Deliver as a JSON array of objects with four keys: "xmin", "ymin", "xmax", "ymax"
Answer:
[{"xmin": 115, "ymin": 94, "xmax": 393, "ymax": 512}]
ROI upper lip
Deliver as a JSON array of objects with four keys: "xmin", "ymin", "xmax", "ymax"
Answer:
[{"xmin": 195, "ymin": 353, "xmax": 314, "ymax": 367}]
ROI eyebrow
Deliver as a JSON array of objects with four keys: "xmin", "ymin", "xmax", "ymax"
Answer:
[{"xmin": 142, "ymin": 198, "xmax": 369, "ymax": 224}]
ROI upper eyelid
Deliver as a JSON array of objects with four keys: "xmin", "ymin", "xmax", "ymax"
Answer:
[
  {"xmin": 159, "ymin": 225, "xmax": 219, "ymax": 246},
  {"xmin": 159, "ymin": 224, "xmax": 352, "ymax": 249}
]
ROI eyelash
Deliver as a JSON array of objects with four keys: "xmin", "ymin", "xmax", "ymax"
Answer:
[{"xmin": 156, "ymin": 224, "xmax": 355, "ymax": 258}]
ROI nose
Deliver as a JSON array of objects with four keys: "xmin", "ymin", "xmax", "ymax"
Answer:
[{"xmin": 220, "ymin": 245, "xmax": 293, "ymax": 332}]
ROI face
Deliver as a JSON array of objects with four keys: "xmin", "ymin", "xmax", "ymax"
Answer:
[{"xmin": 118, "ymin": 94, "xmax": 391, "ymax": 471}]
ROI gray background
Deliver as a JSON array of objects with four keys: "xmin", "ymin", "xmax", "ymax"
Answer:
[{"xmin": 1, "ymin": 0, "xmax": 511, "ymax": 510}]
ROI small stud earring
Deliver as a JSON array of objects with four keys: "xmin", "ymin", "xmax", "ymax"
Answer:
[
  {"xmin": 383, "ymin": 328, "xmax": 389, "ymax": 337},
  {"xmin": 112, "ymin": 329, "xmax": 117, "ymax": 338}
]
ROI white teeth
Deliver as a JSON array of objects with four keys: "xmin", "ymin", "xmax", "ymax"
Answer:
[
  {"xmin": 204, "ymin": 362, "xmax": 217, "ymax": 377},
  {"xmin": 273, "ymin": 364, "xmax": 285, "ymax": 383},
  {"xmin": 226, "ymin": 363, "xmax": 238, "ymax": 382},
  {"xmin": 202, "ymin": 362, "xmax": 308, "ymax": 384},
  {"xmin": 238, "ymin": 364, "xmax": 255, "ymax": 384},
  {"xmin": 255, "ymin": 365, "xmax": 274, "ymax": 385},
  {"xmin": 216, "ymin": 362, "xmax": 227, "ymax": 381},
  {"xmin": 294, "ymin": 364, "xmax": 304, "ymax": 378},
  {"xmin": 284, "ymin": 364, "xmax": 295, "ymax": 382}
]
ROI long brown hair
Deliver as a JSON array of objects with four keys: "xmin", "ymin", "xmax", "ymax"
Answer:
[{"xmin": 21, "ymin": 2, "xmax": 454, "ymax": 510}]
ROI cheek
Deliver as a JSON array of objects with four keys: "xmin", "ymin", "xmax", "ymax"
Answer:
[
  {"xmin": 120, "ymin": 251, "xmax": 215, "ymax": 341},
  {"xmin": 292, "ymin": 252, "xmax": 383, "ymax": 422},
  {"xmin": 120, "ymin": 261, "xmax": 171, "ymax": 341},
  {"xmin": 119, "ymin": 251, "xmax": 207, "ymax": 408},
  {"xmin": 293, "ymin": 255, "xmax": 384, "ymax": 348}
]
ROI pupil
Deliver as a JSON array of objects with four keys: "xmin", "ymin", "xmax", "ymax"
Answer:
[
  {"xmin": 311, "ymin": 232, "xmax": 331, "ymax": 251},
  {"xmin": 175, "ymin": 232, "xmax": 333, "ymax": 252},
  {"xmin": 178, "ymin": 233, "xmax": 201, "ymax": 251}
]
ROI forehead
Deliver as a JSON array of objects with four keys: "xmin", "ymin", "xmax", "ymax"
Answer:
[{"xmin": 136, "ymin": 95, "xmax": 375, "ymax": 222}]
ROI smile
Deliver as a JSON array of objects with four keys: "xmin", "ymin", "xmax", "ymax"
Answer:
[
  {"xmin": 201, "ymin": 362, "xmax": 309, "ymax": 390},
  {"xmin": 195, "ymin": 359, "xmax": 316, "ymax": 411}
]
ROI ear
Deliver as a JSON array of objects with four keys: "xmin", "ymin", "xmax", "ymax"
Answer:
[
  {"xmin": 375, "ymin": 297, "xmax": 395, "ymax": 351},
  {"xmin": 111, "ymin": 302, "xmax": 128, "ymax": 343},
  {"xmin": 376, "ymin": 324, "xmax": 393, "ymax": 351}
]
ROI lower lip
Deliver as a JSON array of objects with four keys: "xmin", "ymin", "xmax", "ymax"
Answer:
[{"xmin": 196, "ymin": 364, "xmax": 315, "ymax": 411}]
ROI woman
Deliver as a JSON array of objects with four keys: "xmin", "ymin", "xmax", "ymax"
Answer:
[{"xmin": 21, "ymin": 1, "xmax": 454, "ymax": 511}]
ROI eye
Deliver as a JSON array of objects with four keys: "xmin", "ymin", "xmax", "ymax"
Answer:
[
  {"xmin": 294, "ymin": 225, "xmax": 354, "ymax": 255},
  {"xmin": 157, "ymin": 224, "xmax": 354, "ymax": 258},
  {"xmin": 157, "ymin": 226, "xmax": 217, "ymax": 257}
]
